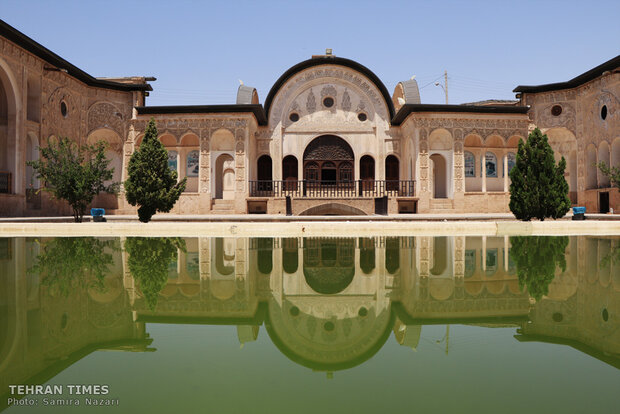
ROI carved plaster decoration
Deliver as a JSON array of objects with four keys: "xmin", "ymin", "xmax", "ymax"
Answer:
[
  {"xmin": 43, "ymin": 86, "xmax": 80, "ymax": 139},
  {"xmin": 536, "ymin": 102, "xmax": 576, "ymax": 134},
  {"xmin": 87, "ymin": 101, "xmax": 125, "ymax": 137},
  {"xmin": 236, "ymin": 141, "xmax": 245, "ymax": 154},
  {"xmin": 321, "ymin": 85, "xmax": 337, "ymax": 98},
  {"xmin": 270, "ymin": 66, "xmax": 388, "ymax": 125},
  {"xmin": 453, "ymin": 128, "xmax": 463, "ymax": 141},
  {"xmin": 257, "ymin": 140, "xmax": 270, "ymax": 152},
  {"xmin": 235, "ymin": 128, "xmax": 245, "ymax": 141},
  {"xmin": 306, "ymin": 89, "xmax": 316, "ymax": 113},
  {"xmin": 342, "ymin": 90, "xmax": 351, "ymax": 111}
]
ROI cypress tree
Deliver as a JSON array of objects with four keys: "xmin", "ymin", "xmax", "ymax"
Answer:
[
  {"xmin": 125, "ymin": 119, "xmax": 186, "ymax": 222},
  {"xmin": 509, "ymin": 128, "xmax": 571, "ymax": 221}
]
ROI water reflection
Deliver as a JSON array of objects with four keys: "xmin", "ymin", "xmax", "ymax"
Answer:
[
  {"xmin": 124, "ymin": 237, "xmax": 186, "ymax": 310},
  {"xmin": 0, "ymin": 235, "xmax": 618, "ymax": 408}
]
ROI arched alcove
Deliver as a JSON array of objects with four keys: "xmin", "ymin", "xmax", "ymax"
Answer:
[{"xmin": 598, "ymin": 141, "xmax": 611, "ymax": 188}]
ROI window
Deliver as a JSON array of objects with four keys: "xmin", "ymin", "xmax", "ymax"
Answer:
[
  {"xmin": 339, "ymin": 162, "xmax": 353, "ymax": 181},
  {"xmin": 323, "ymin": 97, "xmax": 334, "ymax": 108},
  {"xmin": 551, "ymin": 105, "xmax": 562, "ymax": 116},
  {"xmin": 464, "ymin": 151, "xmax": 475, "ymax": 177},
  {"xmin": 357, "ymin": 112, "xmax": 367, "ymax": 121},
  {"xmin": 504, "ymin": 152, "xmax": 516, "ymax": 177},
  {"xmin": 168, "ymin": 150, "xmax": 178, "ymax": 172},
  {"xmin": 485, "ymin": 152, "xmax": 497, "ymax": 177},
  {"xmin": 186, "ymin": 150, "xmax": 199, "ymax": 177},
  {"xmin": 289, "ymin": 112, "xmax": 299, "ymax": 122},
  {"xmin": 60, "ymin": 101, "xmax": 68, "ymax": 118},
  {"xmin": 305, "ymin": 162, "xmax": 319, "ymax": 181}
]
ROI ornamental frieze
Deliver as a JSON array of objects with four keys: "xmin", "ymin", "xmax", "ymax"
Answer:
[{"xmin": 130, "ymin": 118, "xmax": 249, "ymax": 136}]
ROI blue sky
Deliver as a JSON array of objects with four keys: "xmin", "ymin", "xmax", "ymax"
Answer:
[{"xmin": 3, "ymin": 0, "xmax": 619, "ymax": 106}]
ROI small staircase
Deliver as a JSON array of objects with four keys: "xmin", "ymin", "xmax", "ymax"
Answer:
[{"xmin": 211, "ymin": 199, "xmax": 235, "ymax": 214}]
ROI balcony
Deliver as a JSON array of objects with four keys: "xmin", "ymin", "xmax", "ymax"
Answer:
[{"xmin": 249, "ymin": 180, "xmax": 415, "ymax": 198}]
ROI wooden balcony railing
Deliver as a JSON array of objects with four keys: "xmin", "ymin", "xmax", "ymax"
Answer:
[{"xmin": 249, "ymin": 180, "xmax": 415, "ymax": 198}]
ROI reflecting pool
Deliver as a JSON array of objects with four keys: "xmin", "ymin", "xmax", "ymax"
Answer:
[{"xmin": 1, "ymin": 236, "xmax": 619, "ymax": 413}]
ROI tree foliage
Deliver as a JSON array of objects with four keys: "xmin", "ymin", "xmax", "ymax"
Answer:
[
  {"xmin": 509, "ymin": 128, "xmax": 571, "ymax": 221},
  {"xmin": 27, "ymin": 137, "xmax": 119, "ymax": 222},
  {"xmin": 124, "ymin": 119, "xmax": 186, "ymax": 222},
  {"xmin": 124, "ymin": 237, "xmax": 186, "ymax": 310},
  {"xmin": 509, "ymin": 236, "xmax": 569, "ymax": 301},
  {"xmin": 597, "ymin": 161, "xmax": 620, "ymax": 190},
  {"xmin": 30, "ymin": 237, "xmax": 118, "ymax": 297}
]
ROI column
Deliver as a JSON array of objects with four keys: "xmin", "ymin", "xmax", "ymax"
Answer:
[
  {"xmin": 503, "ymin": 152, "xmax": 509, "ymax": 192},
  {"xmin": 481, "ymin": 152, "xmax": 487, "ymax": 193}
]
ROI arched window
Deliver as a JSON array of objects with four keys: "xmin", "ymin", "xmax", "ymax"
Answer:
[
  {"xmin": 321, "ymin": 161, "xmax": 336, "ymax": 183},
  {"xmin": 305, "ymin": 162, "xmax": 319, "ymax": 181},
  {"xmin": 506, "ymin": 152, "xmax": 516, "ymax": 176},
  {"xmin": 257, "ymin": 155, "xmax": 272, "ymax": 181},
  {"xmin": 485, "ymin": 152, "xmax": 497, "ymax": 177},
  {"xmin": 282, "ymin": 155, "xmax": 298, "ymax": 181},
  {"xmin": 168, "ymin": 150, "xmax": 178, "ymax": 172},
  {"xmin": 186, "ymin": 150, "xmax": 199, "ymax": 177},
  {"xmin": 360, "ymin": 155, "xmax": 375, "ymax": 181},
  {"xmin": 339, "ymin": 161, "xmax": 353, "ymax": 182},
  {"xmin": 385, "ymin": 155, "xmax": 399, "ymax": 191},
  {"xmin": 464, "ymin": 151, "xmax": 475, "ymax": 177}
]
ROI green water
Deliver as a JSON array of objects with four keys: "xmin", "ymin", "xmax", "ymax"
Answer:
[{"xmin": 0, "ymin": 236, "xmax": 618, "ymax": 413}]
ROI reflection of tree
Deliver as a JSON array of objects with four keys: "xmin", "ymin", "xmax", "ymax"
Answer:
[
  {"xmin": 125, "ymin": 237, "xmax": 186, "ymax": 310},
  {"xmin": 30, "ymin": 237, "xmax": 118, "ymax": 296},
  {"xmin": 509, "ymin": 236, "xmax": 568, "ymax": 301}
]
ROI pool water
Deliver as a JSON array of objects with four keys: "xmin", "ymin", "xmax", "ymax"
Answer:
[{"xmin": 1, "ymin": 235, "xmax": 618, "ymax": 413}]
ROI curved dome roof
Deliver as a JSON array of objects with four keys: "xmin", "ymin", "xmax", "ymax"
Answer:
[{"xmin": 264, "ymin": 56, "xmax": 395, "ymax": 120}]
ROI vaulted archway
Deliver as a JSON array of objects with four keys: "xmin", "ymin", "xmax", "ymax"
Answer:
[{"xmin": 303, "ymin": 135, "xmax": 354, "ymax": 185}]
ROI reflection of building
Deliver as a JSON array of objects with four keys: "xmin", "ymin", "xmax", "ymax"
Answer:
[
  {"xmin": 517, "ymin": 237, "xmax": 620, "ymax": 365},
  {"xmin": 1, "ymin": 235, "xmax": 618, "ymax": 393},
  {"xmin": 0, "ymin": 238, "xmax": 151, "ymax": 411},
  {"xmin": 1, "ymin": 20, "xmax": 617, "ymax": 216}
]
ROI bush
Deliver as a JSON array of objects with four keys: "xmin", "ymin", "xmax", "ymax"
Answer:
[
  {"xmin": 509, "ymin": 128, "xmax": 571, "ymax": 221},
  {"xmin": 125, "ymin": 118, "xmax": 186, "ymax": 222}
]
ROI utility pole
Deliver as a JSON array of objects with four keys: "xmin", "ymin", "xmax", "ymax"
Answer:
[{"xmin": 435, "ymin": 71, "xmax": 449, "ymax": 104}]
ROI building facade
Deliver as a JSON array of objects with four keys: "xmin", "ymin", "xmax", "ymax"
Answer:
[{"xmin": 0, "ymin": 20, "xmax": 618, "ymax": 216}]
